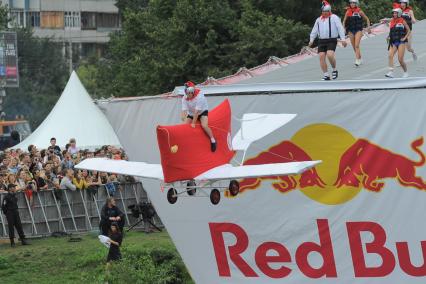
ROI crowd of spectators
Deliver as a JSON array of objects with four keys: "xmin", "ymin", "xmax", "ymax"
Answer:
[{"xmin": 0, "ymin": 137, "xmax": 133, "ymax": 204}]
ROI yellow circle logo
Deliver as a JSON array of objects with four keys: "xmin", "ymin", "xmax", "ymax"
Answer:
[
  {"xmin": 170, "ymin": 145, "xmax": 179, "ymax": 154},
  {"xmin": 290, "ymin": 124, "xmax": 361, "ymax": 205}
]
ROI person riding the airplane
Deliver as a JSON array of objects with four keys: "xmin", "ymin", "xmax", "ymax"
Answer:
[{"xmin": 181, "ymin": 81, "xmax": 217, "ymax": 152}]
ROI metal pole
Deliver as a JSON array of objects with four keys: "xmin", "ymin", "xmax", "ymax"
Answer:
[
  {"xmin": 131, "ymin": 183, "xmax": 139, "ymax": 202},
  {"xmin": 63, "ymin": 190, "xmax": 78, "ymax": 232},
  {"xmin": 118, "ymin": 184, "xmax": 130, "ymax": 226},
  {"xmin": 93, "ymin": 187, "xmax": 101, "ymax": 221},
  {"xmin": 79, "ymin": 190, "xmax": 92, "ymax": 231},
  {"xmin": 37, "ymin": 192, "xmax": 51, "ymax": 234},
  {"xmin": 23, "ymin": 193, "xmax": 38, "ymax": 235},
  {"xmin": 51, "ymin": 190, "xmax": 67, "ymax": 233}
]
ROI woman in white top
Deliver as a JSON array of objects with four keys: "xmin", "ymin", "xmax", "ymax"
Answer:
[{"xmin": 181, "ymin": 81, "xmax": 217, "ymax": 152}]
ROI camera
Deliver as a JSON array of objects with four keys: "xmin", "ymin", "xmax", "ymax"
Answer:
[
  {"xmin": 128, "ymin": 202, "xmax": 156, "ymax": 220},
  {"xmin": 127, "ymin": 201, "xmax": 162, "ymax": 233}
]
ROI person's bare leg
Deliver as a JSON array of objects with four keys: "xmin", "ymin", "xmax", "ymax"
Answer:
[
  {"xmin": 386, "ymin": 46, "xmax": 398, "ymax": 77},
  {"xmin": 354, "ymin": 31, "xmax": 362, "ymax": 60},
  {"xmin": 319, "ymin": 52, "xmax": 327, "ymax": 73},
  {"xmin": 327, "ymin": 50, "xmax": 336, "ymax": 69},
  {"xmin": 200, "ymin": 116, "xmax": 216, "ymax": 152},
  {"xmin": 406, "ymin": 33, "xmax": 414, "ymax": 53},
  {"xmin": 185, "ymin": 118, "xmax": 192, "ymax": 124},
  {"xmin": 398, "ymin": 44, "xmax": 407, "ymax": 72},
  {"xmin": 349, "ymin": 33, "xmax": 356, "ymax": 53},
  {"xmin": 200, "ymin": 116, "xmax": 214, "ymax": 140}
]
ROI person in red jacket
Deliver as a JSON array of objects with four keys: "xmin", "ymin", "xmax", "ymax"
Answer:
[
  {"xmin": 342, "ymin": 0, "xmax": 371, "ymax": 67},
  {"xmin": 398, "ymin": 0, "xmax": 417, "ymax": 60},
  {"xmin": 385, "ymin": 8, "xmax": 411, "ymax": 78}
]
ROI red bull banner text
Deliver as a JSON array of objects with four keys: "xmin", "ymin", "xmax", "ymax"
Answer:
[{"xmin": 101, "ymin": 89, "xmax": 426, "ymax": 283}]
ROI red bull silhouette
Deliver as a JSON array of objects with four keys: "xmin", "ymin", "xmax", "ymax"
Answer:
[
  {"xmin": 239, "ymin": 141, "xmax": 326, "ymax": 193},
  {"xmin": 334, "ymin": 137, "xmax": 426, "ymax": 192}
]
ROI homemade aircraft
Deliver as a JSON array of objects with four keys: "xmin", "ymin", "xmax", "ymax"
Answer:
[{"xmin": 76, "ymin": 99, "xmax": 321, "ymax": 205}]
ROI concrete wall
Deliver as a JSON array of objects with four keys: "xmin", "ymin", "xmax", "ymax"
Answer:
[{"xmin": 40, "ymin": 0, "xmax": 118, "ymax": 13}]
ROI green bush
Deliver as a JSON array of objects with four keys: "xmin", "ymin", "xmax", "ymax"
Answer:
[
  {"xmin": 0, "ymin": 255, "xmax": 11, "ymax": 270},
  {"xmin": 106, "ymin": 247, "xmax": 190, "ymax": 284}
]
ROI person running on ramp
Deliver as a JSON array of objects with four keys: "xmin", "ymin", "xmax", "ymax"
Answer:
[
  {"xmin": 342, "ymin": 0, "xmax": 371, "ymax": 67},
  {"xmin": 398, "ymin": 0, "xmax": 417, "ymax": 60},
  {"xmin": 309, "ymin": 1, "xmax": 347, "ymax": 80},
  {"xmin": 385, "ymin": 7, "xmax": 411, "ymax": 78}
]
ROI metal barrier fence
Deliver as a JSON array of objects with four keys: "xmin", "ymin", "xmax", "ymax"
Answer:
[{"xmin": 0, "ymin": 183, "xmax": 163, "ymax": 238}]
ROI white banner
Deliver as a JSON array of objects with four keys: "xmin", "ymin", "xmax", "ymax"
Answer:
[{"xmin": 101, "ymin": 88, "xmax": 426, "ymax": 283}]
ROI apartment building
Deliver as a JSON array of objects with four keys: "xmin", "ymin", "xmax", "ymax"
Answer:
[{"xmin": 1, "ymin": 0, "xmax": 120, "ymax": 57}]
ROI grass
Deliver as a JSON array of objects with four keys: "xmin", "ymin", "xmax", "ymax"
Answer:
[{"xmin": 0, "ymin": 231, "xmax": 194, "ymax": 284}]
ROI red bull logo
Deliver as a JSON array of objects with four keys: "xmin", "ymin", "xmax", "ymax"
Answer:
[
  {"xmin": 239, "ymin": 141, "xmax": 326, "ymax": 193},
  {"xmin": 334, "ymin": 137, "xmax": 426, "ymax": 192},
  {"xmin": 238, "ymin": 123, "xmax": 426, "ymax": 205}
]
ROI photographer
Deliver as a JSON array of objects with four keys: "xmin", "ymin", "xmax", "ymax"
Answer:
[
  {"xmin": 100, "ymin": 197, "xmax": 125, "ymax": 235},
  {"xmin": 1, "ymin": 184, "xmax": 30, "ymax": 247}
]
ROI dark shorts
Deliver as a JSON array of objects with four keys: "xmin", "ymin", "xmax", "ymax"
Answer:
[
  {"xmin": 390, "ymin": 40, "xmax": 407, "ymax": 48},
  {"xmin": 347, "ymin": 29, "xmax": 362, "ymax": 35},
  {"xmin": 318, "ymin": 38, "xmax": 338, "ymax": 53},
  {"xmin": 187, "ymin": 110, "xmax": 208, "ymax": 120}
]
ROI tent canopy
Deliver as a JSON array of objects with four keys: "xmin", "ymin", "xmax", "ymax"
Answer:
[{"xmin": 13, "ymin": 71, "xmax": 121, "ymax": 150}]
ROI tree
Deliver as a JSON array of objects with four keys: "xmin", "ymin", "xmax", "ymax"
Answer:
[
  {"xmin": 89, "ymin": 0, "xmax": 309, "ymax": 97},
  {"xmin": 233, "ymin": 1, "xmax": 310, "ymax": 68}
]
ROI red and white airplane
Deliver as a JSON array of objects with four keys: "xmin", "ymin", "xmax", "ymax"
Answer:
[{"xmin": 76, "ymin": 100, "xmax": 321, "ymax": 205}]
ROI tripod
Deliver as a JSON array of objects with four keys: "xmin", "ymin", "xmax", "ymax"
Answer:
[{"xmin": 127, "ymin": 216, "xmax": 162, "ymax": 233}]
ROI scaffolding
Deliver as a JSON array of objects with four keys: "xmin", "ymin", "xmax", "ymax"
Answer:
[{"xmin": 0, "ymin": 182, "xmax": 162, "ymax": 238}]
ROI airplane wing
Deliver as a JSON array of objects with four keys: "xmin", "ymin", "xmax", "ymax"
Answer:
[
  {"xmin": 232, "ymin": 113, "xmax": 297, "ymax": 151},
  {"xmin": 194, "ymin": 160, "xmax": 321, "ymax": 181},
  {"xmin": 75, "ymin": 158, "xmax": 164, "ymax": 180}
]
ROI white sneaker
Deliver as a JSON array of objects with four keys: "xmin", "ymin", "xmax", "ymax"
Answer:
[
  {"xmin": 402, "ymin": 72, "xmax": 409, "ymax": 78},
  {"xmin": 355, "ymin": 59, "xmax": 362, "ymax": 67},
  {"xmin": 412, "ymin": 52, "xmax": 418, "ymax": 61},
  {"xmin": 385, "ymin": 71, "xmax": 394, "ymax": 78}
]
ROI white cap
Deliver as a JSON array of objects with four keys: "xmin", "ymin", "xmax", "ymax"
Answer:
[
  {"xmin": 322, "ymin": 4, "xmax": 332, "ymax": 12},
  {"xmin": 392, "ymin": 8, "xmax": 403, "ymax": 17},
  {"xmin": 185, "ymin": 86, "xmax": 195, "ymax": 94}
]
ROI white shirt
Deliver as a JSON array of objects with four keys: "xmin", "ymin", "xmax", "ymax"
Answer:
[
  {"xmin": 182, "ymin": 92, "xmax": 208, "ymax": 116},
  {"xmin": 310, "ymin": 14, "xmax": 346, "ymax": 42}
]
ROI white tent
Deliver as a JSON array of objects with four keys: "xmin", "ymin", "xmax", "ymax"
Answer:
[{"xmin": 13, "ymin": 71, "xmax": 121, "ymax": 150}]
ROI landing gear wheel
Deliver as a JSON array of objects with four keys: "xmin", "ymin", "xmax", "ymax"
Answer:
[
  {"xmin": 167, "ymin": 188, "xmax": 178, "ymax": 204},
  {"xmin": 229, "ymin": 180, "xmax": 240, "ymax": 197},
  {"xmin": 210, "ymin": 189, "xmax": 221, "ymax": 205},
  {"xmin": 187, "ymin": 180, "xmax": 197, "ymax": 196}
]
